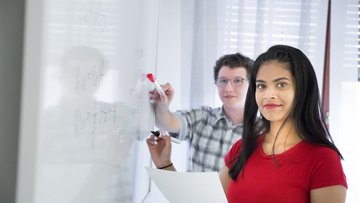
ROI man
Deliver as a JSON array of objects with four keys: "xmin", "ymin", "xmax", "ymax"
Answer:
[{"xmin": 149, "ymin": 53, "xmax": 253, "ymax": 172}]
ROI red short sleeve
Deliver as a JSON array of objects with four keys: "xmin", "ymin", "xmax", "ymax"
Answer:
[
  {"xmin": 225, "ymin": 139, "xmax": 242, "ymax": 169},
  {"xmin": 309, "ymin": 147, "xmax": 347, "ymax": 189}
]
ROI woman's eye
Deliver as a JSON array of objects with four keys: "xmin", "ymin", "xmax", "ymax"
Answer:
[
  {"xmin": 256, "ymin": 84, "xmax": 265, "ymax": 89},
  {"xmin": 276, "ymin": 82, "xmax": 287, "ymax": 88}
]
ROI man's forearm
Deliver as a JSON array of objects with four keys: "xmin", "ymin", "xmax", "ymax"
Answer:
[{"xmin": 154, "ymin": 108, "xmax": 180, "ymax": 133}]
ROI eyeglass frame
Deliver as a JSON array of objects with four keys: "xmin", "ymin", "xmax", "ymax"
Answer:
[{"xmin": 215, "ymin": 76, "xmax": 248, "ymax": 87}]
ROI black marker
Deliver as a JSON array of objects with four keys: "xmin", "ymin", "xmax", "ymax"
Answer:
[
  {"xmin": 150, "ymin": 130, "xmax": 181, "ymax": 144},
  {"xmin": 151, "ymin": 130, "xmax": 160, "ymax": 136}
]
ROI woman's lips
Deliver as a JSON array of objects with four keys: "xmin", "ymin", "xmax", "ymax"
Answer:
[{"xmin": 264, "ymin": 103, "xmax": 281, "ymax": 109}]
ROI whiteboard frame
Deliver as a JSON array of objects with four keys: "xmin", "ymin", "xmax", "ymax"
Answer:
[{"xmin": 16, "ymin": 0, "xmax": 46, "ymax": 202}]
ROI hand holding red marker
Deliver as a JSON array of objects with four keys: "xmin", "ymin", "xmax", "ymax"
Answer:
[{"xmin": 147, "ymin": 73, "xmax": 165, "ymax": 95}]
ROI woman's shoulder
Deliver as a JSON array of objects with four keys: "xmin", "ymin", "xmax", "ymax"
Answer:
[
  {"xmin": 225, "ymin": 134, "xmax": 264, "ymax": 168},
  {"xmin": 300, "ymin": 142, "xmax": 347, "ymax": 189},
  {"xmin": 229, "ymin": 134, "xmax": 265, "ymax": 153},
  {"xmin": 299, "ymin": 141, "xmax": 344, "ymax": 172},
  {"xmin": 229, "ymin": 138, "xmax": 243, "ymax": 153},
  {"xmin": 302, "ymin": 141, "xmax": 340, "ymax": 158}
]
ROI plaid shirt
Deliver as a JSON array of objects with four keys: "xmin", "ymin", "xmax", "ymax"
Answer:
[{"xmin": 176, "ymin": 106, "xmax": 243, "ymax": 172}]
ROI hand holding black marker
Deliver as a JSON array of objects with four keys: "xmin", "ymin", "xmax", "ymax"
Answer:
[{"xmin": 151, "ymin": 130, "xmax": 181, "ymax": 144}]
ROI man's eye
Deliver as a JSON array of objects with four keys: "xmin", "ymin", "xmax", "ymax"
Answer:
[
  {"xmin": 233, "ymin": 79, "xmax": 242, "ymax": 84},
  {"xmin": 219, "ymin": 80, "xmax": 227, "ymax": 84}
]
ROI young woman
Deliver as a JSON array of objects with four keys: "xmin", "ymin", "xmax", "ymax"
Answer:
[
  {"xmin": 220, "ymin": 45, "xmax": 347, "ymax": 202},
  {"xmin": 147, "ymin": 45, "xmax": 347, "ymax": 203}
]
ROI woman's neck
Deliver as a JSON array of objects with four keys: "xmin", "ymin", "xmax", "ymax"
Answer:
[{"xmin": 263, "ymin": 120, "xmax": 302, "ymax": 154}]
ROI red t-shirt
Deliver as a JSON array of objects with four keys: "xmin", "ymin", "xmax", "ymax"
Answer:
[{"xmin": 225, "ymin": 134, "xmax": 347, "ymax": 203}]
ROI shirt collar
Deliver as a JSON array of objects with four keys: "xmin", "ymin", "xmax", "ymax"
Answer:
[
  {"xmin": 214, "ymin": 106, "xmax": 229, "ymax": 123},
  {"xmin": 215, "ymin": 106, "xmax": 243, "ymax": 128}
]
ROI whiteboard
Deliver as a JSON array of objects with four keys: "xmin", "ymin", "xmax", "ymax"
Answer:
[{"xmin": 17, "ymin": 0, "xmax": 159, "ymax": 202}]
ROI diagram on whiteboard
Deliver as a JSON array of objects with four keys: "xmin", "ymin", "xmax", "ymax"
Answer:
[{"xmin": 39, "ymin": 44, "xmax": 154, "ymax": 166}]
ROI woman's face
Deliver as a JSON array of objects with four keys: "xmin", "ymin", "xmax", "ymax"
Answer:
[{"xmin": 255, "ymin": 60, "xmax": 295, "ymax": 124}]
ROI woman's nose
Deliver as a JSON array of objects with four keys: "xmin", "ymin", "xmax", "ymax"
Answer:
[{"xmin": 263, "ymin": 88, "xmax": 276, "ymax": 99}]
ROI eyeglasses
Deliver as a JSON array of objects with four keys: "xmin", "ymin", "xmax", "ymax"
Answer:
[{"xmin": 215, "ymin": 77, "xmax": 248, "ymax": 87}]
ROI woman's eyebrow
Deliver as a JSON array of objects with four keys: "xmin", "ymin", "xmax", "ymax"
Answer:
[
  {"xmin": 255, "ymin": 77, "xmax": 290, "ymax": 83},
  {"xmin": 273, "ymin": 77, "xmax": 290, "ymax": 83},
  {"xmin": 255, "ymin": 79, "xmax": 265, "ymax": 83}
]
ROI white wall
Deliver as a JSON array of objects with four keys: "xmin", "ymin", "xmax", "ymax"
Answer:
[
  {"xmin": 329, "ymin": 1, "xmax": 360, "ymax": 202},
  {"xmin": 180, "ymin": 0, "xmax": 195, "ymax": 108}
]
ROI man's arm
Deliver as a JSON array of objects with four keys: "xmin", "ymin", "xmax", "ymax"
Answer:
[
  {"xmin": 154, "ymin": 105, "xmax": 181, "ymax": 132},
  {"xmin": 149, "ymin": 82, "xmax": 181, "ymax": 132}
]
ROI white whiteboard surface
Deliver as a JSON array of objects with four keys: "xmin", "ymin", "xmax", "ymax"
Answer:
[{"xmin": 17, "ymin": 0, "xmax": 159, "ymax": 202}]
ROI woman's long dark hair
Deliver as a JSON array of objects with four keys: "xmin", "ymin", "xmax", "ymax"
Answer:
[{"xmin": 229, "ymin": 45, "xmax": 343, "ymax": 180}]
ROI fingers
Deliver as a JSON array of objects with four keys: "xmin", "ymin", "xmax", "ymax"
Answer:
[
  {"xmin": 146, "ymin": 131, "xmax": 172, "ymax": 168},
  {"xmin": 162, "ymin": 83, "xmax": 174, "ymax": 96},
  {"xmin": 149, "ymin": 83, "xmax": 173, "ymax": 96},
  {"xmin": 159, "ymin": 91, "xmax": 167, "ymax": 102},
  {"xmin": 146, "ymin": 131, "xmax": 171, "ymax": 146},
  {"xmin": 149, "ymin": 89, "xmax": 159, "ymax": 101},
  {"xmin": 146, "ymin": 134, "xmax": 159, "ymax": 145}
]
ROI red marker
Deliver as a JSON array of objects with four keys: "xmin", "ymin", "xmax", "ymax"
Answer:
[{"xmin": 147, "ymin": 73, "xmax": 165, "ymax": 95}]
